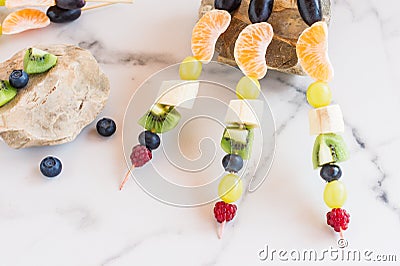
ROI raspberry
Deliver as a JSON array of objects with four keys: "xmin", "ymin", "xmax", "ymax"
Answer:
[
  {"xmin": 213, "ymin": 201, "xmax": 237, "ymax": 223},
  {"xmin": 130, "ymin": 145, "xmax": 152, "ymax": 167},
  {"xmin": 327, "ymin": 208, "xmax": 350, "ymax": 232}
]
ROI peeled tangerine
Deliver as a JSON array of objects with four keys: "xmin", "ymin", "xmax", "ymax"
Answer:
[
  {"xmin": 323, "ymin": 180, "xmax": 347, "ymax": 208},
  {"xmin": 2, "ymin": 9, "xmax": 50, "ymax": 35},
  {"xmin": 296, "ymin": 21, "xmax": 334, "ymax": 82},
  {"xmin": 218, "ymin": 173, "xmax": 243, "ymax": 203},
  {"xmin": 191, "ymin": 10, "xmax": 231, "ymax": 63},
  {"xmin": 2, "ymin": 0, "xmax": 54, "ymax": 9},
  {"xmin": 234, "ymin": 22, "xmax": 274, "ymax": 80}
]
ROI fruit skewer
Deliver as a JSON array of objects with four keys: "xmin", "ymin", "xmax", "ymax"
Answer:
[
  {"xmin": 296, "ymin": 0, "xmax": 351, "ymax": 241},
  {"xmin": 0, "ymin": 0, "xmax": 127, "ymax": 35},
  {"xmin": 178, "ymin": 0, "xmax": 272, "ymax": 238},
  {"xmin": 119, "ymin": 81, "xmax": 198, "ymax": 190},
  {"xmin": 0, "ymin": 0, "xmax": 133, "ymax": 9}
]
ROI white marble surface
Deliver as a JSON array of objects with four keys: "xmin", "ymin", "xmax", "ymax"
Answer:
[{"xmin": 1, "ymin": 0, "xmax": 400, "ymax": 265}]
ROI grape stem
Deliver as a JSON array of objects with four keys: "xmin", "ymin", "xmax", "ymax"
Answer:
[
  {"xmin": 119, "ymin": 164, "xmax": 135, "ymax": 191},
  {"xmin": 217, "ymin": 221, "xmax": 226, "ymax": 239}
]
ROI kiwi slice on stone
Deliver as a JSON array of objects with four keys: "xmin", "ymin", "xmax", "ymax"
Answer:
[
  {"xmin": 220, "ymin": 126, "xmax": 254, "ymax": 160},
  {"xmin": 138, "ymin": 103, "xmax": 181, "ymax": 133},
  {"xmin": 23, "ymin": 48, "xmax": 58, "ymax": 74},
  {"xmin": 312, "ymin": 133, "xmax": 349, "ymax": 169},
  {"xmin": 0, "ymin": 80, "xmax": 17, "ymax": 107}
]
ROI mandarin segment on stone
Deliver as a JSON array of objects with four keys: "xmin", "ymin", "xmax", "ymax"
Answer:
[{"xmin": 199, "ymin": 0, "xmax": 331, "ymax": 75}]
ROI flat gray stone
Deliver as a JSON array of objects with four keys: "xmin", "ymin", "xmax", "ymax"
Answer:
[{"xmin": 0, "ymin": 44, "xmax": 110, "ymax": 149}]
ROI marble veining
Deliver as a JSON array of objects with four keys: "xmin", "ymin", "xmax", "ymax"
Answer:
[{"xmin": 0, "ymin": 0, "xmax": 400, "ymax": 265}]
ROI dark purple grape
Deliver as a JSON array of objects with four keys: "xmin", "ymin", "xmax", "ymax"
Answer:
[
  {"xmin": 46, "ymin": 6, "xmax": 81, "ymax": 23},
  {"xmin": 214, "ymin": 0, "xmax": 242, "ymax": 13},
  {"xmin": 248, "ymin": 0, "xmax": 274, "ymax": 23},
  {"xmin": 56, "ymin": 0, "xmax": 86, "ymax": 10},
  {"xmin": 297, "ymin": 0, "xmax": 322, "ymax": 26}
]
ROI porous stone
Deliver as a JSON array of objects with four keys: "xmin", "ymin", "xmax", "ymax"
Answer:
[{"xmin": 0, "ymin": 44, "xmax": 110, "ymax": 149}]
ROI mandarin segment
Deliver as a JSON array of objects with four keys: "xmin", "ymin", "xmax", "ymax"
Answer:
[
  {"xmin": 296, "ymin": 21, "xmax": 334, "ymax": 82},
  {"xmin": 5, "ymin": 0, "xmax": 55, "ymax": 8},
  {"xmin": 234, "ymin": 22, "xmax": 274, "ymax": 80},
  {"xmin": 2, "ymin": 9, "xmax": 50, "ymax": 35},
  {"xmin": 191, "ymin": 10, "xmax": 231, "ymax": 63}
]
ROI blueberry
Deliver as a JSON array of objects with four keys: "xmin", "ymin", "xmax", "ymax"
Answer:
[
  {"xmin": 320, "ymin": 164, "xmax": 342, "ymax": 182},
  {"xmin": 40, "ymin": 156, "xmax": 62, "ymax": 178},
  {"xmin": 96, "ymin": 118, "xmax": 116, "ymax": 137},
  {"xmin": 9, "ymin": 70, "xmax": 29, "ymax": 89},
  {"xmin": 138, "ymin": 131, "xmax": 160, "ymax": 150},
  {"xmin": 222, "ymin": 154, "xmax": 243, "ymax": 173}
]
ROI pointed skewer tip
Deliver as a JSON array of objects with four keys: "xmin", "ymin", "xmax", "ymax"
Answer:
[
  {"xmin": 217, "ymin": 221, "xmax": 226, "ymax": 239},
  {"xmin": 119, "ymin": 164, "xmax": 135, "ymax": 191}
]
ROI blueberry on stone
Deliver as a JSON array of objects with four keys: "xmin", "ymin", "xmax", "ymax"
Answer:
[{"xmin": 9, "ymin": 70, "xmax": 29, "ymax": 89}]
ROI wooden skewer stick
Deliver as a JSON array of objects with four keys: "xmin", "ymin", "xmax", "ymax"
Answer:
[
  {"xmin": 217, "ymin": 221, "xmax": 226, "ymax": 239},
  {"xmin": 119, "ymin": 164, "xmax": 135, "ymax": 191},
  {"xmin": 81, "ymin": 2, "xmax": 117, "ymax": 11},
  {"xmin": 339, "ymin": 228, "xmax": 345, "ymax": 240},
  {"xmin": 86, "ymin": 0, "xmax": 134, "ymax": 3}
]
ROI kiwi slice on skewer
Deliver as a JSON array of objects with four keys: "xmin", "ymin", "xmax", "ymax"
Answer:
[
  {"xmin": 312, "ymin": 133, "xmax": 349, "ymax": 169},
  {"xmin": 23, "ymin": 48, "xmax": 58, "ymax": 74},
  {"xmin": 220, "ymin": 126, "xmax": 254, "ymax": 160},
  {"xmin": 138, "ymin": 103, "xmax": 181, "ymax": 133},
  {"xmin": 0, "ymin": 80, "xmax": 17, "ymax": 107}
]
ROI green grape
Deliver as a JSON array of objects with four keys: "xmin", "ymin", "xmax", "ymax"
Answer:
[
  {"xmin": 218, "ymin": 173, "xmax": 243, "ymax": 203},
  {"xmin": 179, "ymin": 56, "xmax": 202, "ymax": 80},
  {"xmin": 323, "ymin": 180, "xmax": 347, "ymax": 208},
  {"xmin": 306, "ymin": 81, "xmax": 332, "ymax": 108},
  {"xmin": 236, "ymin": 76, "xmax": 261, "ymax": 99}
]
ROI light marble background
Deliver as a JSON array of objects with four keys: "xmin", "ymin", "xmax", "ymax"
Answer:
[{"xmin": 0, "ymin": 0, "xmax": 400, "ymax": 265}]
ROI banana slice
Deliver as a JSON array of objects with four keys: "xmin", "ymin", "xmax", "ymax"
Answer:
[
  {"xmin": 156, "ymin": 80, "xmax": 199, "ymax": 109},
  {"xmin": 309, "ymin": 104, "xmax": 344, "ymax": 135},
  {"xmin": 224, "ymin": 99, "xmax": 264, "ymax": 127}
]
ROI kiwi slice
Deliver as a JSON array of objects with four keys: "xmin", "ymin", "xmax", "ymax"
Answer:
[
  {"xmin": 0, "ymin": 80, "xmax": 17, "ymax": 107},
  {"xmin": 23, "ymin": 48, "xmax": 58, "ymax": 74},
  {"xmin": 312, "ymin": 133, "xmax": 349, "ymax": 169},
  {"xmin": 138, "ymin": 103, "xmax": 181, "ymax": 133},
  {"xmin": 220, "ymin": 126, "xmax": 254, "ymax": 160}
]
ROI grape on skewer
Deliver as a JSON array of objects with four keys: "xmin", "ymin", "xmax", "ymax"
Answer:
[
  {"xmin": 0, "ymin": 2, "xmax": 126, "ymax": 35},
  {"xmin": 0, "ymin": 0, "xmax": 133, "ymax": 9}
]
